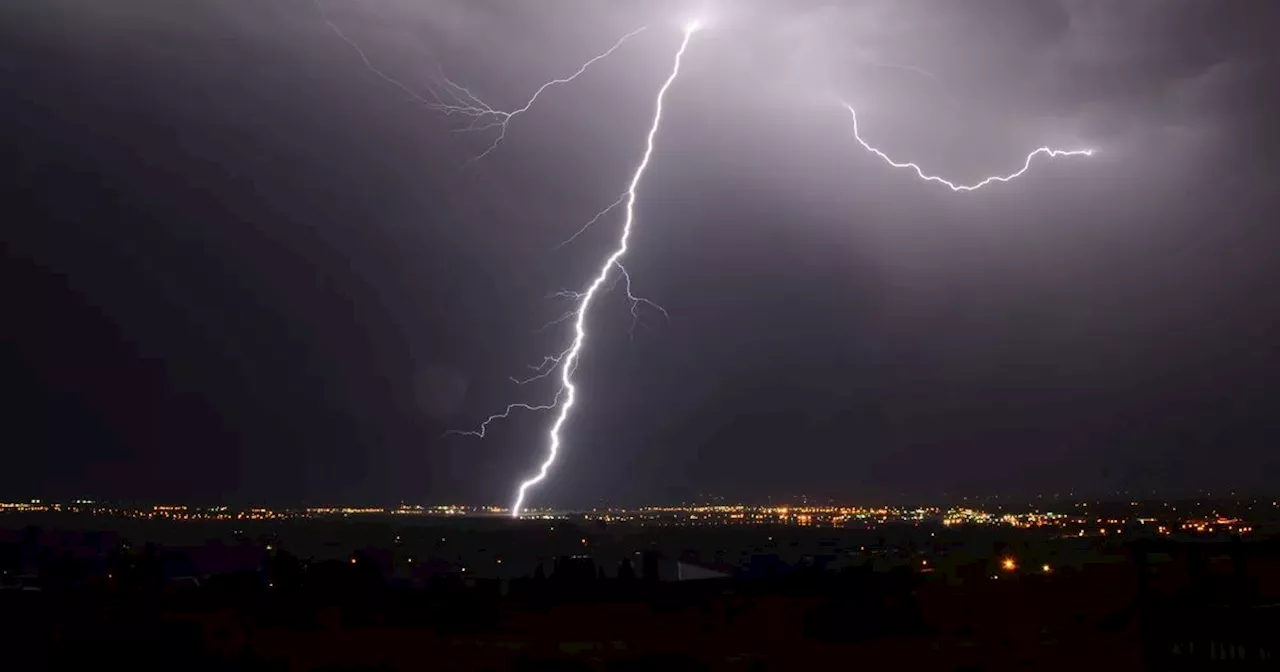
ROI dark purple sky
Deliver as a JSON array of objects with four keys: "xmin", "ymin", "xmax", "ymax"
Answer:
[{"xmin": 3, "ymin": 0, "xmax": 1279, "ymax": 506}]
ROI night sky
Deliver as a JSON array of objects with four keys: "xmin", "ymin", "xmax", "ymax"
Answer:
[{"xmin": 4, "ymin": 0, "xmax": 1279, "ymax": 507}]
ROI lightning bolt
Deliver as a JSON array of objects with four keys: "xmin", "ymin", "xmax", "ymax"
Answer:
[
  {"xmin": 327, "ymin": 4, "xmax": 1093, "ymax": 514},
  {"xmin": 315, "ymin": 0, "xmax": 645, "ymax": 162},
  {"xmin": 443, "ymin": 397, "xmax": 562, "ymax": 439},
  {"xmin": 432, "ymin": 27, "xmax": 647, "ymax": 161},
  {"xmin": 553, "ymin": 193, "xmax": 626, "ymax": 251},
  {"xmin": 843, "ymin": 103, "xmax": 1094, "ymax": 191},
  {"xmin": 467, "ymin": 22, "xmax": 700, "ymax": 518}
]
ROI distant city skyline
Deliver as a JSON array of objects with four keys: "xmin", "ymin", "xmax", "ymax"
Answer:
[{"xmin": 2, "ymin": 496, "xmax": 1272, "ymax": 543}]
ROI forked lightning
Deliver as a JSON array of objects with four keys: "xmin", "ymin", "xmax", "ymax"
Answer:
[
  {"xmin": 320, "ymin": 10, "xmax": 1093, "ymax": 516},
  {"xmin": 505, "ymin": 21, "xmax": 702, "ymax": 517},
  {"xmin": 316, "ymin": 0, "xmax": 646, "ymax": 162}
]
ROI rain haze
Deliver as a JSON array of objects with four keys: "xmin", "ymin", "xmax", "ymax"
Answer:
[{"xmin": 3, "ymin": 0, "xmax": 1279, "ymax": 507}]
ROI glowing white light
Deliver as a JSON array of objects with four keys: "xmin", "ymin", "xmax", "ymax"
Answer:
[
  {"xmin": 507, "ymin": 25, "xmax": 700, "ymax": 518},
  {"xmin": 843, "ymin": 103, "xmax": 1093, "ymax": 191},
  {"xmin": 331, "ymin": 6, "xmax": 1097, "ymax": 516}
]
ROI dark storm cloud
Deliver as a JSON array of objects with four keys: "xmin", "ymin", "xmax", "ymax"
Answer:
[{"xmin": 3, "ymin": 0, "xmax": 1278, "ymax": 505}]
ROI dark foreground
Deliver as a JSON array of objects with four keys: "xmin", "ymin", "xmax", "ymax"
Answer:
[{"xmin": 1, "ymin": 519, "xmax": 1277, "ymax": 671}]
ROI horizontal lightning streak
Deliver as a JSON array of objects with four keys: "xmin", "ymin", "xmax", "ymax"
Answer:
[
  {"xmin": 509, "ymin": 25, "xmax": 700, "ymax": 518},
  {"xmin": 442, "ymin": 396, "xmax": 561, "ymax": 439},
  {"xmin": 843, "ymin": 104, "xmax": 1093, "ymax": 191}
]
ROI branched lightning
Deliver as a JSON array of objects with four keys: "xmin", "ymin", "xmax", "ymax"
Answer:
[
  {"xmin": 508, "ymin": 350, "xmax": 571, "ymax": 385},
  {"xmin": 316, "ymin": 0, "xmax": 645, "ymax": 162},
  {"xmin": 322, "ymin": 3, "xmax": 1095, "ymax": 514},
  {"xmin": 442, "ymin": 395, "xmax": 562, "ymax": 439},
  {"xmin": 615, "ymin": 262, "xmax": 669, "ymax": 339},
  {"xmin": 484, "ymin": 23, "xmax": 701, "ymax": 517},
  {"xmin": 553, "ymin": 193, "xmax": 627, "ymax": 251},
  {"xmin": 430, "ymin": 26, "xmax": 647, "ymax": 161},
  {"xmin": 843, "ymin": 103, "xmax": 1094, "ymax": 191}
]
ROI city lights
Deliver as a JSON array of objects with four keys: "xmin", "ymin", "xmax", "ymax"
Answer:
[{"xmin": 0, "ymin": 500, "xmax": 1266, "ymax": 539}]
